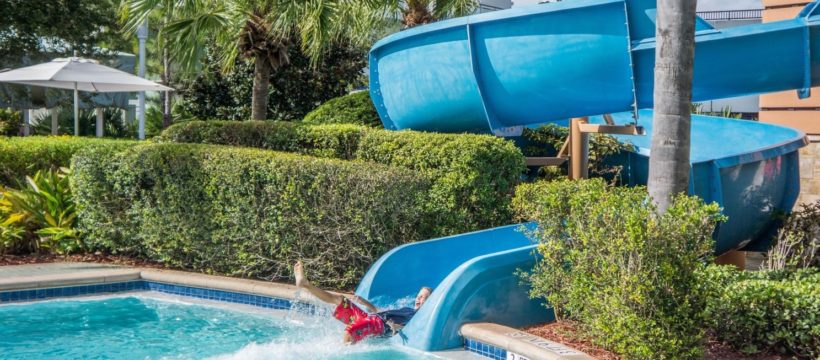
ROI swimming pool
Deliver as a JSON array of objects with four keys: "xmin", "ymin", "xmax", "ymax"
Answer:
[{"xmin": 0, "ymin": 293, "xmax": 439, "ymax": 360}]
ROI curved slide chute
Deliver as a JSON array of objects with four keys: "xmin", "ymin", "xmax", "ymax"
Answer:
[
  {"xmin": 355, "ymin": 224, "xmax": 552, "ymax": 351},
  {"xmin": 369, "ymin": 0, "xmax": 820, "ymax": 135}
]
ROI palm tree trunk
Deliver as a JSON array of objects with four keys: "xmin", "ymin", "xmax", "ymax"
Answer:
[
  {"xmin": 162, "ymin": 47, "xmax": 172, "ymax": 128},
  {"xmin": 251, "ymin": 56, "xmax": 271, "ymax": 120},
  {"xmin": 647, "ymin": 0, "xmax": 697, "ymax": 214}
]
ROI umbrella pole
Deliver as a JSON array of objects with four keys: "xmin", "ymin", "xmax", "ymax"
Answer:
[{"xmin": 73, "ymin": 82, "xmax": 79, "ymax": 136}]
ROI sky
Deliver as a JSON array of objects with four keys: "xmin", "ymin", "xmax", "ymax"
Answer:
[{"xmin": 511, "ymin": 0, "xmax": 764, "ymax": 11}]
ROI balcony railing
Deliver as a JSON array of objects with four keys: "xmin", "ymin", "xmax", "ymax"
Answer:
[{"xmin": 697, "ymin": 9, "xmax": 763, "ymax": 21}]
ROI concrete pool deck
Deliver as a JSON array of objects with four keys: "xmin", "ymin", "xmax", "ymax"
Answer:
[{"xmin": 0, "ymin": 262, "xmax": 595, "ymax": 360}]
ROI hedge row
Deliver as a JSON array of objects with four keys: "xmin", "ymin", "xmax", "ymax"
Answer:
[
  {"xmin": 71, "ymin": 143, "xmax": 434, "ymax": 289},
  {"xmin": 302, "ymin": 91, "xmax": 382, "ymax": 127},
  {"xmin": 702, "ymin": 266, "xmax": 819, "ymax": 359},
  {"xmin": 158, "ymin": 121, "xmax": 525, "ymax": 235},
  {"xmin": 0, "ymin": 136, "xmax": 137, "ymax": 186}
]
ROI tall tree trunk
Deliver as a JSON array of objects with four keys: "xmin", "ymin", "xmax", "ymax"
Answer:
[
  {"xmin": 647, "ymin": 0, "xmax": 697, "ymax": 214},
  {"xmin": 251, "ymin": 56, "xmax": 271, "ymax": 120},
  {"xmin": 162, "ymin": 47, "xmax": 172, "ymax": 128}
]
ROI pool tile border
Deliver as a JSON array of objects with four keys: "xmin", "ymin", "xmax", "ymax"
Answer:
[
  {"xmin": 0, "ymin": 279, "xmax": 321, "ymax": 315},
  {"xmin": 464, "ymin": 338, "xmax": 507, "ymax": 360}
]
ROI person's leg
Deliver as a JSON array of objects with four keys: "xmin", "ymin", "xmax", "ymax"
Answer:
[{"xmin": 294, "ymin": 261, "xmax": 343, "ymax": 305}]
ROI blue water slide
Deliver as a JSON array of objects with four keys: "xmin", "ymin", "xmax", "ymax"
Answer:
[
  {"xmin": 593, "ymin": 111, "xmax": 807, "ymax": 254},
  {"xmin": 369, "ymin": 0, "xmax": 820, "ymax": 134},
  {"xmin": 360, "ymin": 0, "xmax": 815, "ymax": 352},
  {"xmin": 355, "ymin": 224, "xmax": 553, "ymax": 351}
]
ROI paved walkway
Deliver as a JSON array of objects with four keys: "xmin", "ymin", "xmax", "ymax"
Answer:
[{"xmin": 0, "ymin": 262, "xmax": 121, "ymax": 279}]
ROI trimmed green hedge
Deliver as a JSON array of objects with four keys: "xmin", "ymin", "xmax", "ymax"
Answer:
[
  {"xmin": 303, "ymin": 91, "xmax": 382, "ymax": 127},
  {"xmin": 72, "ymin": 143, "xmax": 433, "ymax": 289},
  {"xmin": 158, "ymin": 121, "xmax": 525, "ymax": 235},
  {"xmin": 701, "ymin": 266, "xmax": 819, "ymax": 358},
  {"xmin": 0, "ymin": 136, "xmax": 136, "ymax": 186}
]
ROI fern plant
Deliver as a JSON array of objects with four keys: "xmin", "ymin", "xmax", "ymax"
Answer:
[{"xmin": 1, "ymin": 168, "xmax": 81, "ymax": 254}]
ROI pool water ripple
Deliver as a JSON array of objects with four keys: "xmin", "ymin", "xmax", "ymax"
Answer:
[{"xmin": 0, "ymin": 294, "xmax": 437, "ymax": 360}]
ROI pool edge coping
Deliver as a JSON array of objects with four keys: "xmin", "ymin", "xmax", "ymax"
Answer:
[
  {"xmin": 461, "ymin": 323, "xmax": 596, "ymax": 360},
  {"xmin": 0, "ymin": 266, "xmax": 307, "ymax": 301}
]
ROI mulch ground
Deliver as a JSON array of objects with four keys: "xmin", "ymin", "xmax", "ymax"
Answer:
[
  {"xmin": 0, "ymin": 253, "xmax": 166, "ymax": 268},
  {"xmin": 523, "ymin": 321, "xmax": 792, "ymax": 360}
]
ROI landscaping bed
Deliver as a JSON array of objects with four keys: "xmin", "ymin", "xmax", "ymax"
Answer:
[
  {"xmin": 0, "ymin": 253, "xmax": 165, "ymax": 268},
  {"xmin": 523, "ymin": 321, "xmax": 792, "ymax": 360}
]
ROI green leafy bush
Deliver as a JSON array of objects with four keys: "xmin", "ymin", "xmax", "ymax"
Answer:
[
  {"xmin": 521, "ymin": 124, "xmax": 633, "ymax": 181},
  {"xmin": 72, "ymin": 143, "xmax": 433, "ymax": 289},
  {"xmin": 763, "ymin": 200, "xmax": 819, "ymax": 271},
  {"xmin": 0, "ymin": 168, "xmax": 81, "ymax": 254},
  {"xmin": 0, "ymin": 108, "xmax": 20, "ymax": 136},
  {"xmin": 156, "ymin": 121, "xmax": 364, "ymax": 160},
  {"xmin": 701, "ymin": 265, "xmax": 819, "ymax": 358},
  {"xmin": 303, "ymin": 91, "xmax": 382, "ymax": 127},
  {"xmin": 513, "ymin": 179, "xmax": 726, "ymax": 359},
  {"xmin": 0, "ymin": 136, "xmax": 136, "ymax": 186},
  {"xmin": 158, "ymin": 121, "xmax": 525, "ymax": 234}
]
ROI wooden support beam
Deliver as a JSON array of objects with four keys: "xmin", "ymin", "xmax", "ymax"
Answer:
[
  {"xmin": 557, "ymin": 136, "xmax": 570, "ymax": 158},
  {"xmin": 570, "ymin": 117, "xmax": 589, "ymax": 180},
  {"xmin": 578, "ymin": 124, "xmax": 645, "ymax": 135},
  {"xmin": 525, "ymin": 157, "xmax": 567, "ymax": 167},
  {"xmin": 603, "ymin": 113, "xmax": 615, "ymax": 125},
  {"xmin": 715, "ymin": 250, "xmax": 746, "ymax": 270}
]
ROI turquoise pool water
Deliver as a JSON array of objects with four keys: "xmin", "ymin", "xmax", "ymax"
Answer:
[{"xmin": 0, "ymin": 294, "xmax": 438, "ymax": 360}]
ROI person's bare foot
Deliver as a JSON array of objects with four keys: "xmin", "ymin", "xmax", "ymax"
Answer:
[{"xmin": 294, "ymin": 261, "xmax": 306, "ymax": 288}]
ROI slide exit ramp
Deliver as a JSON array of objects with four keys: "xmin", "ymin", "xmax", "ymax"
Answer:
[{"xmin": 355, "ymin": 223, "xmax": 553, "ymax": 351}]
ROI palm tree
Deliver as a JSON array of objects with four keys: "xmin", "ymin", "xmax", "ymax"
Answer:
[
  {"xmin": 394, "ymin": 0, "xmax": 478, "ymax": 28},
  {"xmin": 132, "ymin": 0, "xmax": 385, "ymax": 121},
  {"xmin": 647, "ymin": 0, "xmax": 697, "ymax": 213}
]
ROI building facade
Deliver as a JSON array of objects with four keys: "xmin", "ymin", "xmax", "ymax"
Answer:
[
  {"xmin": 760, "ymin": 0, "xmax": 820, "ymax": 206},
  {"xmin": 478, "ymin": 0, "xmax": 513, "ymax": 12}
]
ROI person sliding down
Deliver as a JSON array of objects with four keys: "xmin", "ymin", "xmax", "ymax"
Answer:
[{"xmin": 293, "ymin": 261, "xmax": 432, "ymax": 343}]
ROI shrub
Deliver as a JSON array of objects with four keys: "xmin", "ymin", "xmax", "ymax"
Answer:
[
  {"xmin": 701, "ymin": 265, "xmax": 819, "ymax": 358},
  {"xmin": 0, "ymin": 168, "xmax": 80, "ymax": 254},
  {"xmin": 0, "ymin": 108, "xmax": 20, "ymax": 136},
  {"xmin": 356, "ymin": 129, "xmax": 524, "ymax": 234},
  {"xmin": 156, "ymin": 121, "xmax": 364, "ymax": 160},
  {"xmin": 72, "ymin": 143, "xmax": 433, "ymax": 289},
  {"xmin": 0, "ymin": 136, "xmax": 136, "ymax": 186},
  {"xmin": 513, "ymin": 179, "xmax": 726, "ymax": 359},
  {"xmin": 303, "ymin": 91, "xmax": 382, "ymax": 127},
  {"xmin": 521, "ymin": 124, "xmax": 633, "ymax": 181},
  {"xmin": 158, "ymin": 121, "xmax": 525, "ymax": 235},
  {"xmin": 763, "ymin": 200, "xmax": 819, "ymax": 271}
]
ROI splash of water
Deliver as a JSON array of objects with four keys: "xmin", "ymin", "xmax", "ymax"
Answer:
[{"xmin": 207, "ymin": 295, "xmax": 435, "ymax": 360}]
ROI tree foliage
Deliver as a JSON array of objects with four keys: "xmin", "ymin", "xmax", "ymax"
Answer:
[
  {"xmin": 177, "ymin": 41, "xmax": 366, "ymax": 121},
  {"xmin": 0, "ymin": 0, "xmax": 124, "ymax": 67}
]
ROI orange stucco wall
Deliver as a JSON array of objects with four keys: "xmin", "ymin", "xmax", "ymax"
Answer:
[{"xmin": 760, "ymin": 0, "xmax": 820, "ymax": 135}]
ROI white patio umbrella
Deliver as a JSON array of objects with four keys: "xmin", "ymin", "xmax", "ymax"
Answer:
[{"xmin": 0, "ymin": 56, "xmax": 172, "ymax": 136}]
